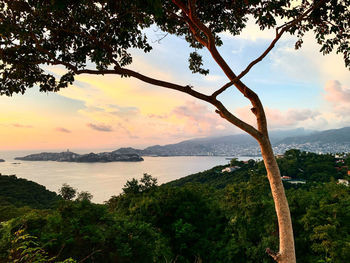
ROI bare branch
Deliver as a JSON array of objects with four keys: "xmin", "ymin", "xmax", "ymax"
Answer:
[
  {"xmin": 212, "ymin": 100, "xmax": 262, "ymax": 141},
  {"xmin": 276, "ymin": 0, "xmax": 327, "ymax": 35},
  {"xmin": 152, "ymin": 32, "xmax": 169, "ymax": 44},
  {"xmin": 266, "ymin": 248, "xmax": 281, "ymax": 262},
  {"xmin": 78, "ymin": 249, "xmax": 102, "ymax": 263},
  {"xmin": 75, "ymin": 69, "xmax": 116, "ymax": 75},
  {"xmin": 212, "ymin": 74, "xmax": 241, "ymax": 98},
  {"xmin": 114, "ymin": 66, "xmax": 211, "ymax": 102}
]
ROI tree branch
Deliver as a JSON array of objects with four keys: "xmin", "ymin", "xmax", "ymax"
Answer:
[
  {"xmin": 29, "ymin": 32, "xmax": 82, "ymax": 73},
  {"xmin": 185, "ymin": 0, "xmax": 215, "ymax": 49},
  {"xmin": 182, "ymin": 13, "xmax": 208, "ymax": 46},
  {"xmin": 115, "ymin": 66, "xmax": 211, "ymax": 102},
  {"xmin": 212, "ymin": 100, "xmax": 262, "ymax": 141},
  {"xmin": 75, "ymin": 69, "xmax": 116, "ymax": 75},
  {"xmin": 78, "ymin": 249, "xmax": 102, "ymax": 263},
  {"xmin": 171, "ymin": 0, "xmax": 208, "ymax": 46},
  {"xmin": 266, "ymin": 248, "xmax": 281, "ymax": 262}
]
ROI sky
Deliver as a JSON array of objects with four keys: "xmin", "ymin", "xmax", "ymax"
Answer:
[{"xmin": 1, "ymin": 19, "xmax": 349, "ymax": 151}]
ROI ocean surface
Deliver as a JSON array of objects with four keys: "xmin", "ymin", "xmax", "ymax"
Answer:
[{"xmin": 0, "ymin": 150, "xmax": 257, "ymax": 203}]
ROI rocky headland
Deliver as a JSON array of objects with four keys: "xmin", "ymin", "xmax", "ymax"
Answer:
[{"xmin": 15, "ymin": 151, "xmax": 143, "ymax": 162}]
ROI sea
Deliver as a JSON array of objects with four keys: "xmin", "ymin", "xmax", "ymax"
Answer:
[{"xmin": 0, "ymin": 150, "xmax": 258, "ymax": 203}]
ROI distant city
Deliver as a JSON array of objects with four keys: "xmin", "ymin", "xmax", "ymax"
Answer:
[
  {"xmin": 111, "ymin": 126, "xmax": 350, "ymax": 157},
  {"xmin": 273, "ymin": 142, "xmax": 350, "ymax": 155}
]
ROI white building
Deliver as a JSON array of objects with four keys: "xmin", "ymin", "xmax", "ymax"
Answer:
[
  {"xmin": 222, "ymin": 166, "xmax": 240, "ymax": 173},
  {"xmin": 338, "ymin": 179, "xmax": 349, "ymax": 186}
]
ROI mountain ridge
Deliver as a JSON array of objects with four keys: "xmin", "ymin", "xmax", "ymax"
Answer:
[{"xmin": 111, "ymin": 127, "xmax": 350, "ymax": 156}]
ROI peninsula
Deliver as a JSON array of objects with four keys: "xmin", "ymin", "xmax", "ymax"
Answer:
[{"xmin": 15, "ymin": 151, "xmax": 143, "ymax": 162}]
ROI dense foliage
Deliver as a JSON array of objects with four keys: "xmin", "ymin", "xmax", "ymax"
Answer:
[
  {"xmin": 1, "ymin": 151, "xmax": 350, "ymax": 262},
  {"xmin": 0, "ymin": 175, "xmax": 60, "ymax": 222},
  {"xmin": 1, "ymin": 0, "xmax": 349, "ymax": 95}
]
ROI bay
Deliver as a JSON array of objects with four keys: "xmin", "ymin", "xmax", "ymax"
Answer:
[
  {"xmin": 0, "ymin": 150, "xmax": 258, "ymax": 203},
  {"xmin": 0, "ymin": 151, "xmax": 235, "ymax": 203}
]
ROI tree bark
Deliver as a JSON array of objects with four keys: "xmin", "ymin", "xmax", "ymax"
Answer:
[{"xmin": 258, "ymin": 135, "xmax": 296, "ymax": 263}]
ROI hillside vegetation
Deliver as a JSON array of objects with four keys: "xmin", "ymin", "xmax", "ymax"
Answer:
[{"xmin": 1, "ymin": 150, "xmax": 350, "ymax": 262}]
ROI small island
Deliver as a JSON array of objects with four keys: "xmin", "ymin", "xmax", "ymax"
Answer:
[{"xmin": 15, "ymin": 150, "xmax": 143, "ymax": 163}]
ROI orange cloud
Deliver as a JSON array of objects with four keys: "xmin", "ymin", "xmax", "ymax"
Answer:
[
  {"xmin": 55, "ymin": 127, "xmax": 71, "ymax": 133},
  {"xmin": 87, "ymin": 123, "xmax": 114, "ymax": 132},
  {"xmin": 13, "ymin": 123, "xmax": 33, "ymax": 128}
]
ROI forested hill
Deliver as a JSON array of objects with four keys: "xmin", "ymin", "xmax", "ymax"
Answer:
[
  {"xmin": 168, "ymin": 149, "xmax": 350, "ymax": 189},
  {"xmin": 0, "ymin": 174, "xmax": 60, "ymax": 209}
]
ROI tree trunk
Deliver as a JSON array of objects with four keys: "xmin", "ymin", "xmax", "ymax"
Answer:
[{"xmin": 258, "ymin": 136, "xmax": 296, "ymax": 263}]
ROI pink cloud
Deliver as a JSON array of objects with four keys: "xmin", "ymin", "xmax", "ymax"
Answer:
[
  {"xmin": 235, "ymin": 106, "xmax": 319, "ymax": 129},
  {"xmin": 148, "ymin": 114, "xmax": 168, "ymax": 119},
  {"xmin": 172, "ymin": 101, "xmax": 232, "ymax": 135},
  {"xmin": 324, "ymin": 80, "xmax": 350, "ymax": 115}
]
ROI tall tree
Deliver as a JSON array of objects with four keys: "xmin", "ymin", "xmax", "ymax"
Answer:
[{"xmin": 1, "ymin": 0, "xmax": 349, "ymax": 262}]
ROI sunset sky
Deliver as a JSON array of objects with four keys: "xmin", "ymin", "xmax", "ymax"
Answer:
[{"xmin": 1, "ymin": 20, "xmax": 349, "ymax": 151}]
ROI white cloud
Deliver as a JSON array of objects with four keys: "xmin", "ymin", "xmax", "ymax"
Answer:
[
  {"xmin": 204, "ymin": 75, "xmax": 224, "ymax": 82},
  {"xmin": 270, "ymin": 33, "xmax": 350, "ymax": 85}
]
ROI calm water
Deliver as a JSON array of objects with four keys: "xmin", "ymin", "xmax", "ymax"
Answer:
[{"xmin": 0, "ymin": 150, "xmax": 240, "ymax": 203}]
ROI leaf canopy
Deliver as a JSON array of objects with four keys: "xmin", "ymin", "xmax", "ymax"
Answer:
[{"xmin": 0, "ymin": 0, "xmax": 349, "ymax": 96}]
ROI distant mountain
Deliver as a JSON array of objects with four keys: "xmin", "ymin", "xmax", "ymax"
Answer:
[
  {"xmin": 112, "ymin": 134, "xmax": 258, "ymax": 156},
  {"xmin": 112, "ymin": 147, "xmax": 142, "ymax": 155},
  {"xmin": 277, "ymin": 127, "xmax": 350, "ymax": 145},
  {"xmin": 268, "ymin": 128, "xmax": 314, "ymax": 143},
  {"xmin": 111, "ymin": 128, "xmax": 317, "ymax": 156}
]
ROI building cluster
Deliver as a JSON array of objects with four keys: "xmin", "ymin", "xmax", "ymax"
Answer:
[
  {"xmin": 210, "ymin": 142, "xmax": 350, "ymax": 157},
  {"xmin": 274, "ymin": 143, "xmax": 350, "ymax": 155}
]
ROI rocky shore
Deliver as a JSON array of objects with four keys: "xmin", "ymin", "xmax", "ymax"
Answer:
[{"xmin": 15, "ymin": 151, "xmax": 143, "ymax": 162}]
